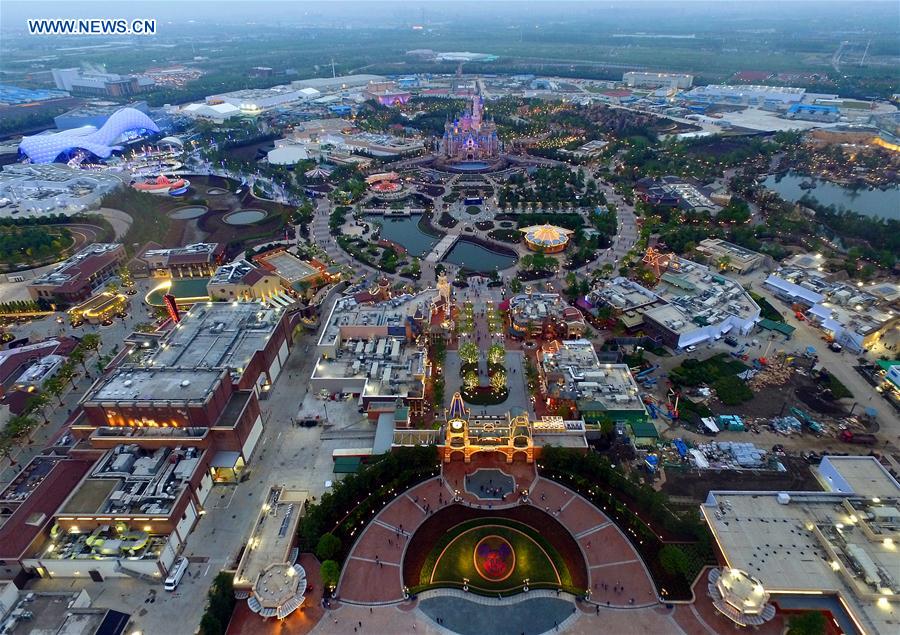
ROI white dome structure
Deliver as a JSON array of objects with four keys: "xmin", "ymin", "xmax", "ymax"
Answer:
[{"xmin": 19, "ymin": 107, "xmax": 160, "ymax": 164}]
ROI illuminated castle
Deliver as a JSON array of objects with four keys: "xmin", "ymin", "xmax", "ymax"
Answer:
[{"xmin": 441, "ymin": 95, "xmax": 500, "ymax": 162}]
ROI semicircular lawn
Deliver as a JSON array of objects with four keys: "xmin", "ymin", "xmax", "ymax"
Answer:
[{"xmin": 421, "ymin": 518, "xmax": 574, "ymax": 594}]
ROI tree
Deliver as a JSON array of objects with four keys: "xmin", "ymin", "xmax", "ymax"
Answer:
[
  {"xmin": 26, "ymin": 392, "xmax": 51, "ymax": 424},
  {"xmin": 458, "ymin": 341, "xmax": 479, "ymax": 365},
  {"xmin": 315, "ymin": 533, "xmax": 341, "ymax": 561},
  {"xmin": 79, "ymin": 333, "xmax": 102, "ymax": 352},
  {"xmin": 487, "ymin": 343, "xmax": 505, "ymax": 366},
  {"xmin": 43, "ymin": 376, "xmax": 64, "ymax": 405},
  {"xmin": 716, "ymin": 255, "xmax": 732, "ymax": 271},
  {"xmin": 658, "ymin": 545, "xmax": 691, "ymax": 578},
  {"xmin": 463, "ymin": 370, "xmax": 479, "ymax": 391},
  {"xmin": 787, "ymin": 611, "xmax": 827, "ymax": 635},
  {"xmin": 198, "ymin": 571, "xmax": 235, "ymax": 635},
  {"xmin": 490, "ymin": 370, "xmax": 507, "ymax": 393},
  {"xmin": 320, "ymin": 560, "xmax": 340, "ymax": 591},
  {"xmin": 69, "ymin": 348, "xmax": 86, "ymax": 371}
]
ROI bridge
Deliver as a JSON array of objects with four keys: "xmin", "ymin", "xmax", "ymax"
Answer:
[{"xmin": 425, "ymin": 233, "xmax": 460, "ymax": 263}]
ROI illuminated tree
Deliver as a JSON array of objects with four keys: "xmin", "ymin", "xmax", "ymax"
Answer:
[
  {"xmin": 463, "ymin": 370, "xmax": 479, "ymax": 391},
  {"xmin": 488, "ymin": 343, "xmax": 505, "ymax": 366},
  {"xmin": 490, "ymin": 370, "xmax": 507, "ymax": 393},
  {"xmin": 459, "ymin": 341, "xmax": 479, "ymax": 365}
]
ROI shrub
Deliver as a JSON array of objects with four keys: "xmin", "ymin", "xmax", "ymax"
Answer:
[
  {"xmin": 712, "ymin": 375, "xmax": 753, "ymax": 405},
  {"xmin": 659, "ymin": 545, "xmax": 691, "ymax": 578}
]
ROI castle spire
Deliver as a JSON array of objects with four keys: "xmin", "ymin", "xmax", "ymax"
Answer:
[{"xmin": 447, "ymin": 392, "xmax": 468, "ymax": 421}]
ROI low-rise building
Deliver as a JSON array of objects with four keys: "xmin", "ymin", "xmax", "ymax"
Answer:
[
  {"xmin": 695, "ymin": 238, "xmax": 766, "ymax": 274},
  {"xmin": 505, "ymin": 292, "xmax": 586, "ymax": 339},
  {"xmin": 67, "ymin": 291, "xmax": 128, "ymax": 325},
  {"xmin": 253, "ymin": 248, "xmax": 338, "ymax": 296},
  {"xmin": 702, "ymin": 456, "xmax": 900, "ymax": 635},
  {"xmin": 539, "ymin": 339, "xmax": 648, "ymax": 426},
  {"xmin": 623, "ymin": 72, "xmax": 693, "ymax": 89},
  {"xmin": 133, "ymin": 242, "xmax": 225, "ymax": 278},
  {"xmin": 0, "ymin": 164, "xmax": 122, "ymax": 217},
  {"xmin": 641, "ymin": 256, "xmax": 761, "ymax": 349},
  {"xmin": 313, "ymin": 290, "xmax": 434, "ymax": 417},
  {"xmin": 207, "ymin": 260, "xmax": 282, "ymax": 302},
  {"xmin": 635, "ymin": 176, "xmax": 720, "ymax": 214},
  {"xmin": 27, "ymin": 243, "xmax": 126, "ymax": 306},
  {"xmin": 588, "ymin": 276, "xmax": 666, "ymax": 331},
  {"xmin": 0, "ymin": 338, "xmax": 78, "ymax": 396}
]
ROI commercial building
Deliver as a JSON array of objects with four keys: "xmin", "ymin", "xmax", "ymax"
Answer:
[
  {"xmin": 233, "ymin": 486, "xmax": 309, "ymax": 620},
  {"xmin": 0, "ymin": 164, "xmax": 122, "ymax": 217},
  {"xmin": 587, "ymin": 276, "xmax": 667, "ymax": 331},
  {"xmin": 0, "ymin": 585, "xmax": 131, "ymax": 634},
  {"xmin": 623, "ymin": 72, "xmax": 693, "ymax": 90},
  {"xmin": 0, "ymin": 84, "xmax": 70, "ymax": 106},
  {"xmin": 505, "ymin": 292, "xmax": 586, "ymax": 339},
  {"xmin": 253, "ymin": 248, "xmax": 339, "ymax": 295},
  {"xmin": 786, "ymin": 103, "xmax": 840, "ymax": 122},
  {"xmin": 539, "ymin": 339, "xmax": 648, "ymax": 426},
  {"xmin": 702, "ymin": 456, "xmax": 900, "ymax": 635},
  {"xmin": 312, "ymin": 290, "xmax": 434, "ymax": 417},
  {"xmin": 695, "ymin": 238, "xmax": 766, "ymax": 274},
  {"xmin": 27, "ymin": 243, "xmax": 126, "ymax": 306},
  {"xmin": 207, "ymin": 260, "xmax": 282, "ymax": 302},
  {"xmin": 25, "ymin": 445, "xmax": 213, "ymax": 580},
  {"xmin": 208, "ymin": 86, "xmax": 311, "ymax": 113},
  {"xmin": 0, "ymin": 338, "xmax": 78, "ymax": 396},
  {"xmin": 133, "ymin": 242, "xmax": 225, "ymax": 278},
  {"xmin": 683, "ymin": 84, "xmax": 808, "ymax": 106},
  {"xmin": 52, "ymin": 68, "xmax": 154, "ymax": 97},
  {"xmin": 641, "ymin": 256, "xmax": 761, "ymax": 350},
  {"xmin": 176, "ymin": 102, "xmax": 242, "ymax": 123}
]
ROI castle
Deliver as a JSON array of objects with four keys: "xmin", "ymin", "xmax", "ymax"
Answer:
[{"xmin": 440, "ymin": 95, "xmax": 501, "ymax": 162}]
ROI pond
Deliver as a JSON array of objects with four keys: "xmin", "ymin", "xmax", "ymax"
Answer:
[
  {"xmin": 223, "ymin": 209, "xmax": 268, "ymax": 225},
  {"xmin": 452, "ymin": 161, "xmax": 492, "ymax": 172},
  {"xmin": 763, "ymin": 172, "xmax": 900, "ymax": 221},
  {"xmin": 169, "ymin": 206, "xmax": 207, "ymax": 220},
  {"xmin": 372, "ymin": 215, "xmax": 439, "ymax": 257},
  {"xmin": 445, "ymin": 240, "xmax": 516, "ymax": 273}
]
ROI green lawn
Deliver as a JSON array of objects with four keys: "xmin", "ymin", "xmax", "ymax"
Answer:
[{"xmin": 421, "ymin": 518, "xmax": 572, "ymax": 594}]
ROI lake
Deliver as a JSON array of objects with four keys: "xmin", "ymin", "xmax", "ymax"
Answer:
[
  {"xmin": 763, "ymin": 172, "xmax": 899, "ymax": 221},
  {"xmin": 373, "ymin": 215, "xmax": 439, "ymax": 257},
  {"xmin": 372, "ymin": 215, "xmax": 517, "ymax": 271},
  {"xmin": 444, "ymin": 240, "xmax": 516, "ymax": 272}
]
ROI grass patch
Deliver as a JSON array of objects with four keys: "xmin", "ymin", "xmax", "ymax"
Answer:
[
  {"xmin": 824, "ymin": 372, "xmax": 853, "ymax": 399},
  {"xmin": 670, "ymin": 353, "xmax": 747, "ymax": 387},
  {"xmin": 419, "ymin": 518, "xmax": 571, "ymax": 593},
  {"xmin": 465, "ymin": 205, "xmax": 481, "ymax": 215},
  {"xmin": 749, "ymin": 291, "xmax": 784, "ymax": 323},
  {"xmin": 102, "ymin": 188, "xmax": 174, "ymax": 255},
  {"xmin": 712, "ymin": 375, "xmax": 754, "ymax": 405}
]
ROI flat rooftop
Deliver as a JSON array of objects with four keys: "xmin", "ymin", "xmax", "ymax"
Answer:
[
  {"xmin": 146, "ymin": 302, "xmax": 283, "ymax": 375},
  {"xmin": 318, "ymin": 291, "xmax": 433, "ymax": 348},
  {"xmin": 312, "ymin": 335, "xmax": 426, "ymax": 399},
  {"xmin": 256, "ymin": 250, "xmax": 319, "ymax": 284},
  {"xmin": 0, "ymin": 455, "xmax": 64, "ymax": 503},
  {"xmin": 541, "ymin": 339, "xmax": 646, "ymax": 412},
  {"xmin": 83, "ymin": 367, "xmax": 225, "ymax": 405},
  {"xmin": 59, "ymin": 446, "xmax": 202, "ymax": 516},
  {"xmin": 703, "ymin": 456, "xmax": 900, "ymax": 635},
  {"xmin": 645, "ymin": 257, "xmax": 759, "ymax": 334},
  {"xmin": 234, "ymin": 487, "xmax": 307, "ymax": 590},
  {"xmin": 591, "ymin": 276, "xmax": 661, "ymax": 312}
]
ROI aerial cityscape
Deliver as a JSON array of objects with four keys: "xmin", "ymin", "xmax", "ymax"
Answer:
[{"xmin": 0, "ymin": 1, "xmax": 899, "ymax": 634}]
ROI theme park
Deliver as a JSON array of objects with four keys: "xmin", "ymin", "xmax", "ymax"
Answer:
[{"xmin": 1, "ymin": 4, "xmax": 900, "ymax": 634}]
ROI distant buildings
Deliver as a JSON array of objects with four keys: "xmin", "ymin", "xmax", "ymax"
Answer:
[
  {"xmin": 0, "ymin": 84, "xmax": 70, "ymax": 106},
  {"xmin": 364, "ymin": 81, "xmax": 411, "ymax": 106},
  {"xmin": 683, "ymin": 84, "xmax": 816, "ymax": 106},
  {"xmin": 764, "ymin": 268, "xmax": 899, "ymax": 353},
  {"xmin": 0, "ymin": 164, "xmax": 122, "ymax": 217},
  {"xmin": 623, "ymin": 72, "xmax": 693, "ymax": 89},
  {"xmin": 27, "ymin": 243, "xmax": 126, "ymax": 305},
  {"xmin": 635, "ymin": 176, "xmax": 722, "ymax": 215},
  {"xmin": 52, "ymin": 68, "xmax": 154, "ymax": 97}
]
